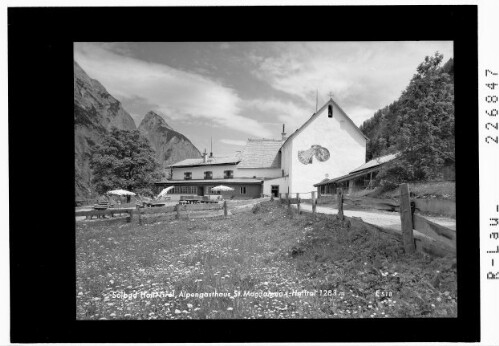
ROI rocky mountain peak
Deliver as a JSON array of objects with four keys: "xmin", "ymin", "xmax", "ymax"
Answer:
[
  {"xmin": 140, "ymin": 111, "xmax": 173, "ymax": 131},
  {"xmin": 138, "ymin": 111, "xmax": 200, "ymax": 169}
]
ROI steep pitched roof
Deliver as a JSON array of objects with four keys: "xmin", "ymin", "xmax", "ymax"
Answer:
[
  {"xmin": 238, "ymin": 138, "xmax": 283, "ymax": 169},
  {"xmin": 281, "ymin": 98, "xmax": 368, "ymax": 149},
  {"xmin": 168, "ymin": 154, "xmax": 241, "ymax": 168}
]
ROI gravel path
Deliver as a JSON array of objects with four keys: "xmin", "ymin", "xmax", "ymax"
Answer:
[{"xmin": 299, "ymin": 203, "xmax": 456, "ymax": 232}]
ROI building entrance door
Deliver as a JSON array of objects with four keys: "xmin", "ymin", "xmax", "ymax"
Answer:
[
  {"xmin": 271, "ymin": 185, "xmax": 279, "ymax": 198},
  {"xmin": 198, "ymin": 186, "xmax": 204, "ymax": 196}
]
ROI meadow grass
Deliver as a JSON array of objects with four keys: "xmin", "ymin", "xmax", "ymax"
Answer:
[{"xmin": 76, "ymin": 201, "xmax": 457, "ymax": 319}]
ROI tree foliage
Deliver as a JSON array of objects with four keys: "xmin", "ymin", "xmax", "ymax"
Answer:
[
  {"xmin": 360, "ymin": 53, "xmax": 454, "ymax": 182},
  {"xmin": 90, "ymin": 128, "xmax": 163, "ymax": 196}
]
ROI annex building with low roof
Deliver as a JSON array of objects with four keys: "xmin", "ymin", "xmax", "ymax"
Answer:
[{"xmin": 314, "ymin": 152, "xmax": 400, "ymax": 195}]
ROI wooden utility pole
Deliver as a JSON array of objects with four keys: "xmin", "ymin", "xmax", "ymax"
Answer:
[
  {"xmin": 337, "ymin": 188, "xmax": 344, "ymax": 220},
  {"xmin": 400, "ymin": 183, "xmax": 415, "ymax": 253}
]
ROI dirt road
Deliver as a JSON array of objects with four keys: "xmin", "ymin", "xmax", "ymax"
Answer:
[{"xmin": 299, "ymin": 203, "xmax": 456, "ymax": 232}]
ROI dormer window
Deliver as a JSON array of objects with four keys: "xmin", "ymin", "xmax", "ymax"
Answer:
[
  {"xmin": 204, "ymin": 171, "xmax": 213, "ymax": 180},
  {"xmin": 184, "ymin": 172, "xmax": 192, "ymax": 180},
  {"xmin": 224, "ymin": 170, "xmax": 233, "ymax": 179},
  {"xmin": 328, "ymin": 104, "xmax": 333, "ymax": 118}
]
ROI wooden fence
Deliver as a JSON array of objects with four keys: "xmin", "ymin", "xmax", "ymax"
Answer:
[
  {"xmin": 75, "ymin": 199, "xmax": 97, "ymax": 207},
  {"xmin": 75, "ymin": 201, "xmax": 228, "ymax": 224},
  {"xmin": 280, "ymin": 185, "xmax": 456, "ymax": 257},
  {"xmin": 279, "ymin": 192, "xmax": 318, "ymax": 216}
]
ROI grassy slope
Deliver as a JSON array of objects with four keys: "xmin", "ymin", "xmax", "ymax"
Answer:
[
  {"xmin": 76, "ymin": 201, "xmax": 457, "ymax": 320},
  {"xmin": 380, "ymin": 181, "xmax": 455, "ymax": 201}
]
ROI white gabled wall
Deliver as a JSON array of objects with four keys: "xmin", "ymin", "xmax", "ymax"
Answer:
[{"xmin": 287, "ymin": 102, "xmax": 366, "ymax": 194}]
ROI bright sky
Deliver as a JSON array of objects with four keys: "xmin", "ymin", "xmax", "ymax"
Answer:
[{"xmin": 74, "ymin": 41, "xmax": 453, "ymax": 156}]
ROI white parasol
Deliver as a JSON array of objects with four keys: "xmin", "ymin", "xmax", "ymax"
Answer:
[
  {"xmin": 106, "ymin": 189, "xmax": 136, "ymax": 196},
  {"xmin": 157, "ymin": 186, "xmax": 174, "ymax": 198},
  {"xmin": 211, "ymin": 185, "xmax": 234, "ymax": 192}
]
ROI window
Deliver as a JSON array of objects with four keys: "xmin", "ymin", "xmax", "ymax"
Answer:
[
  {"xmin": 204, "ymin": 171, "xmax": 213, "ymax": 179},
  {"xmin": 240, "ymin": 186, "xmax": 247, "ymax": 195},
  {"xmin": 328, "ymin": 104, "xmax": 333, "ymax": 118},
  {"xmin": 224, "ymin": 170, "xmax": 233, "ymax": 179},
  {"xmin": 184, "ymin": 172, "xmax": 192, "ymax": 180}
]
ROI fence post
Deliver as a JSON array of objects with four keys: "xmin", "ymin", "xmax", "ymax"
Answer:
[
  {"xmin": 176, "ymin": 204, "xmax": 180, "ymax": 220},
  {"xmin": 297, "ymin": 193, "xmax": 301, "ymax": 214},
  {"xmin": 223, "ymin": 200, "xmax": 228, "ymax": 218},
  {"xmin": 337, "ymin": 188, "xmax": 344, "ymax": 220},
  {"xmin": 136, "ymin": 205, "xmax": 142, "ymax": 225},
  {"xmin": 312, "ymin": 191, "xmax": 317, "ymax": 217},
  {"xmin": 286, "ymin": 193, "xmax": 290, "ymax": 210},
  {"xmin": 127, "ymin": 210, "xmax": 132, "ymax": 223},
  {"xmin": 400, "ymin": 183, "xmax": 415, "ymax": 254}
]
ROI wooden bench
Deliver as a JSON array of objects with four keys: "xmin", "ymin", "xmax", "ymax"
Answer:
[{"xmin": 93, "ymin": 201, "xmax": 115, "ymax": 214}]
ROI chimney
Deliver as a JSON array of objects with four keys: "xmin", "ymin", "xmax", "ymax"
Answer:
[
  {"xmin": 209, "ymin": 137, "xmax": 213, "ymax": 158},
  {"xmin": 281, "ymin": 124, "xmax": 287, "ymax": 140},
  {"xmin": 203, "ymin": 149, "xmax": 207, "ymax": 163}
]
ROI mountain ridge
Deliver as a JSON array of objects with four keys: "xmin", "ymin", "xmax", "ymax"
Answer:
[{"xmin": 74, "ymin": 61, "xmax": 201, "ymax": 198}]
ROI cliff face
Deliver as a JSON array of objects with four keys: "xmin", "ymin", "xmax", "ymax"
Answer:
[
  {"xmin": 74, "ymin": 61, "xmax": 136, "ymax": 198},
  {"xmin": 138, "ymin": 111, "xmax": 201, "ymax": 170}
]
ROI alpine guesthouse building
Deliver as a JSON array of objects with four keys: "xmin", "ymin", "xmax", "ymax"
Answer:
[{"xmin": 156, "ymin": 98, "xmax": 368, "ymax": 199}]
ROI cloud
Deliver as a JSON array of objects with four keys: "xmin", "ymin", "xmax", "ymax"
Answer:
[
  {"xmin": 250, "ymin": 41, "xmax": 454, "ymax": 125},
  {"xmin": 219, "ymin": 139, "xmax": 247, "ymax": 146},
  {"xmin": 243, "ymin": 98, "xmax": 312, "ymax": 133},
  {"xmin": 74, "ymin": 43, "xmax": 273, "ymax": 138}
]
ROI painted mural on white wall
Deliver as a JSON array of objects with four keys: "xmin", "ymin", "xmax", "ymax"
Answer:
[{"xmin": 297, "ymin": 145, "xmax": 330, "ymax": 165}]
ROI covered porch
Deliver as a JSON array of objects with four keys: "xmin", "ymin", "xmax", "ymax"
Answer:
[{"xmin": 155, "ymin": 178, "xmax": 264, "ymax": 199}]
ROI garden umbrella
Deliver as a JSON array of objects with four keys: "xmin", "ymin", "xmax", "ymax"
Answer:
[
  {"xmin": 211, "ymin": 185, "xmax": 234, "ymax": 192},
  {"xmin": 157, "ymin": 186, "xmax": 174, "ymax": 198},
  {"xmin": 106, "ymin": 189, "xmax": 136, "ymax": 196}
]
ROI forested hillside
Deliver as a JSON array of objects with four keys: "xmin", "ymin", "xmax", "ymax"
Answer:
[{"xmin": 359, "ymin": 53, "xmax": 454, "ymax": 182}]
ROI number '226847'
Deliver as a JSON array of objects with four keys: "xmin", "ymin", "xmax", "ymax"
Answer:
[{"xmin": 485, "ymin": 69, "xmax": 498, "ymax": 144}]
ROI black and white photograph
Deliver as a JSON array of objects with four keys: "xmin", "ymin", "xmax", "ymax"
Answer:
[
  {"xmin": 74, "ymin": 41, "xmax": 458, "ymax": 320},
  {"xmin": 7, "ymin": 4, "xmax": 486, "ymax": 343}
]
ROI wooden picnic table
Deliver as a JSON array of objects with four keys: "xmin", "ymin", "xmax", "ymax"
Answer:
[{"xmin": 93, "ymin": 206, "xmax": 108, "ymax": 210}]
